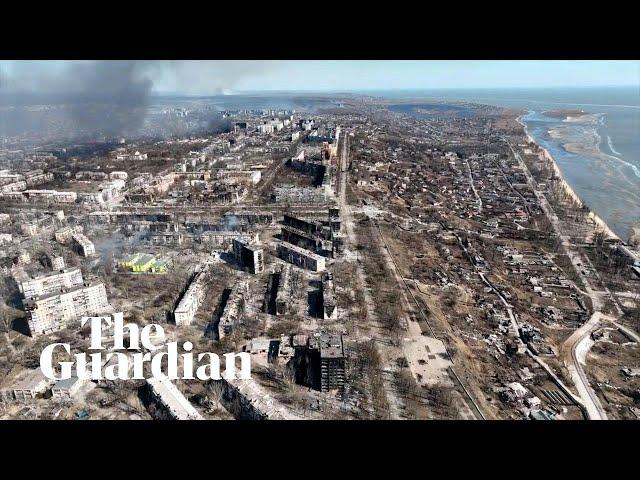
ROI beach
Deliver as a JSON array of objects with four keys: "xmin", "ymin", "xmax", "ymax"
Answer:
[{"xmin": 517, "ymin": 115, "xmax": 620, "ymax": 240}]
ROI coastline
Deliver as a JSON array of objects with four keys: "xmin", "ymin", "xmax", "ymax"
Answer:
[{"xmin": 516, "ymin": 114, "xmax": 620, "ymax": 241}]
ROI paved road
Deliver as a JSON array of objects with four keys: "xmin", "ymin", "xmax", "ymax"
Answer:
[
  {"xmin": 561, "ymin": 312, "xmax": 610, "ymax": 420},
  {"xmin": 464, "ymin": 159, "xmax": 482, "ymax": 213}
]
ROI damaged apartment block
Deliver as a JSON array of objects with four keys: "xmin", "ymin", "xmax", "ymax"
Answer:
[
  {"xmin": 173, "ymin": 261, "xmax": 212, "ymax": 326},
  {"xmin": 320, "ymin": 271, "xmax": 338, "ymax": 320},
  {"xmin": 232, "ymin": 237, "xmax": 264, "ymax": 274},
  {"xmin": 16, "ymin": 268, "xmax": 110, "ymax": 337},
  {"xmin": 293, "ymin": 333, "xmax": 346, "ymax": 393},
  {"xmin": 216, "ymin": 281, "xmax": 248, "ymax": 340}
]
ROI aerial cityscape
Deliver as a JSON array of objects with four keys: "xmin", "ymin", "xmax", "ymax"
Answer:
[{"xmin": 0, "ymin": 60, "xmax": 638, "ymax": 421}]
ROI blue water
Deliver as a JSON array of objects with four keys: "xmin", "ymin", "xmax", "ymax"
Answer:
[{"xmin": 371, "ymin": 87, "xmax": 640, "ymax": 240}]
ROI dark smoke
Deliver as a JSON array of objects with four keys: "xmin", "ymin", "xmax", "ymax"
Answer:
[
  {"xmin": 0, "ymin": 61, "xmax": 153, "ymax": 138},
  {"xmin": 65, "ymin": 61, "xmax": 153, "ymax": 136},
  {"xmin": 0, "ymin": 61, "xmax": 281, "ymax": 140}
]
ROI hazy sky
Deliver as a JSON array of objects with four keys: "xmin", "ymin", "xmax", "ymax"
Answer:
[{"xmin": 1, "ymin": 60, "xmax": 638, "ymax": 94}]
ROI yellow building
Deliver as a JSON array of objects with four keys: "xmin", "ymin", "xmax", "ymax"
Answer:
[{"xmin": 118, "ymin": 253, "xmax": 171, "ymax": 273}]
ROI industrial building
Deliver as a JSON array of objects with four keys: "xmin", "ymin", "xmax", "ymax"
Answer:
[
  {"xmin": 232, "ymin": 238, "xmax": 264, "ymax": 274},
  {"xmin": 71, "ymin": 233, "xmax": 95, "ymax": 257},
  {"xmin": 277, "ymin": 241, "xmax": 326, "ymax": 272},
  {"xmin": 24, "ymin": 283, "xmax": 110, "ymax": 336},
  {"xmin": 146, "ymin": 376, "xmax": 203, "ymax": 420}
]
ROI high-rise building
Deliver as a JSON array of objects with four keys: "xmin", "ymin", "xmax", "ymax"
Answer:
[
  {"xmin": 308, "ymin": 333, "xmax": 346, "ymax": 393},
  {"xmin": 20, "ymin": 268, "xmax": 83, "ymax": 299},
  {"xmin": 24, "ymin": 283, "xmax": 110, "ymax": 336}
]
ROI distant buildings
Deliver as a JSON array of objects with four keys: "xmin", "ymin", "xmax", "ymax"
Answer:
[
  {"xmin": 0, "ymin": 189, "xmax": 77, "ymax": 204},
  {"xmin": 115, "ymin": 151, "xmax": 147, "ymax": 161},
  {"xmin": 257, "ymin": 123, "xmax": 274, "ymax": 134},
  {"xmin": 198, "ymin": 231, "xmax": 258, "ymax": 248},
  {"xmin": 109, "ymin": 171, "xmax": 128, "ymax": 181},
  {"xmin": 216, "ymin": 169, "xmax": 261, "ymax": 186}
]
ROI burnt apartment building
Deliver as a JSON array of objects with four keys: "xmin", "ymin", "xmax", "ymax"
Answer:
[
  {"xmin": 275, "ymin": 264, "xmax": 291, "ymax": 315},
  {"xmin": 281, "ymin": 211, "xmax": 342, "ymax": 258},
  {"xmin": 232, "ymin": 238, "xmax": 265, "ymax": 274},
  {"xmin": 282, "ymin": 214, "xmax": 322, "ymax": 235},
  {"xmin": 294, "ymin": 333, "xmax": 345, "ymax": 393}
]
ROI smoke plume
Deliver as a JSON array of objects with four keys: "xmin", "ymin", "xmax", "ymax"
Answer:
[{"xmin": 0, "ymin": 60, "xmax": 280, "ymax": 139}]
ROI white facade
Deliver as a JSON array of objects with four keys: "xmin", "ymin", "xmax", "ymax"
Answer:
[
  {"xmin": 20, "ymin": 268, "xmax": 84, "ymax": 298},
  {"xmin": 72, "ymin": 233, "xmax": 95, "ymax": 256},
  {"xmin": 51, "ymin": 255, "xmax": 65, "ymax": 270},
  {"xmin": 147, "ymin": 376, "xmax": 203, "ymax": 420},
  {"xmin": 109, "ymin": 171, "xmax": 128, "ymax": 180},
  {"xmin": 25, "ymin": 283, "xmax": 109, "ymax": 336}
]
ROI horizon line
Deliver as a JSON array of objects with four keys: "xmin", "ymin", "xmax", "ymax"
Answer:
[{"xmin": 149, "ymin": 84, "xmax": 639, "ymax": 96}]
